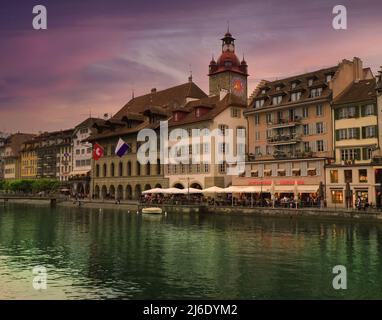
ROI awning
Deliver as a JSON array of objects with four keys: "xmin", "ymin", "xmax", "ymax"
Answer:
[
  {"xmin": 142, "ymin": 188, "xmax": 164, "ymax": 194},
  {"xmin": 202, "ymin": 186, "xmax": 225, "ymax": 193},
  {"xmin": 71, "ymin": 170, "xmax": 90, "ymax": 176},
  {"xmin": 179, "ymin": 188, "xmax": 203, "ymax": 194},
  {"xmin": 264, "ymin": 169, "xmax": 272, "ymax": 173},
  {"xmin": 297, "ymin": 185, "xmax": 319, "ymax": 193},
  {"xmin": 292, "ymin": 168, "xmax": 301, "ymax": 171},
  {"xmin": 307, "ymin": 168, "xmax": 317, "ymax": 171},
  {"xmin": 277, "ymin": 169, "xmax": 285, "ymax": 172}
]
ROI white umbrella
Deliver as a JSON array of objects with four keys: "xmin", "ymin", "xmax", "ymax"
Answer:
[
  {"xmin": 142, "ymin": 188, "xmax": 164, "ymax": 194},
  {"xmin": 161, "ymin": 188, "xmax": 184, "ymax": 194},
  {"xmin": 202, "ymin": 186, "xmax": 224, "ymax": 193},
  {"xmin": 180, "ymin": 187, "xmax": 203, "ymax": 194}
]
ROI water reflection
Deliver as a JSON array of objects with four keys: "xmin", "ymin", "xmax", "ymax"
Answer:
[{"xmin": 0, "ymin": 203, "xmax": 382, "ymax": 299}]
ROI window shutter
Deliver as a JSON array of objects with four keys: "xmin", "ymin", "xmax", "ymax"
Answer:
[
  {"xmin": 309, "ymin": 124, "xmax": 314, "ymax": 135},
  {"xmin": 356, "ymin": 127, "xmax": 360, "ymax": 139},
  {"xmin": 323, "ymin": 140, "xmax": 328, "ymax": 151},
  {"xmin": 323, "ymin": 122, "xmax": 327, "ymax": 133},
  {"xmin": 286, "ymin": 162, "xmax": 292, "ymax": 176},
  {"xmin": 362, "ymin": 127, "xmax": 366, "ymax": 139},
  {"xmin": 334, "ymin": 109, "xmax": 339, "ymax": 120},
  {"xmin": 335, "ymin": 130, "xmax": 340, "ymax": 141},
  {"xmin": 316, "ymin": 161, "xmax": 321, "ymax": 176},
  {"xmin": 355, "ymin": 149, "xmax": 361, "ymax": 160},
  {"xmin": 355, "ymin": 106, "xmax": 360, "ymax": 118},
  {"xmin": 362, "ymin": 148, "xmax": 367, "ymax": 160},
  {"xmin": 375, "ymin": 125, "xmax": 379, "ymax": 138},
  {"xmin": 310, "ymin": 141, "xmax": 316, "ymax": 152}
]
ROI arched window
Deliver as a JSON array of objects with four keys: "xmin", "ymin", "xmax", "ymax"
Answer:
[
  {"xmin": 103, "ymin": 163, "xmax": 107, "ymax": 177},
  {"xmin": 146, "ymin": 162, "xmax": 151, "ymax": 176},
  {"xmin": 127, "ymin": 161, "xmax": 132, "ymax": 176},
  {"xmin": 96, "ymin": 164, "xmax": 100, "ymax": 177},
  {"xmin": 118, "ymin": 162, "xmax": 123, "ymax": 177},
  {"xmin": 136, "ymin": 161, "xmax": 141, "ymax": 175},
  {"xmin": 110, "ymin": 163, "xmax": 115, "ymax": 177}
]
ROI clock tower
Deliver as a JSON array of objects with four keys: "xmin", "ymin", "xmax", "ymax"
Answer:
[{"xmin": 208, "ymin": 31, "xmax": 248, "ymax": 100}]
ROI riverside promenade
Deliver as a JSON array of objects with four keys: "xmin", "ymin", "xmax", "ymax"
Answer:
[{"xmin": 3, "ymin": 197, "xmax": 382, "ymax": 223}]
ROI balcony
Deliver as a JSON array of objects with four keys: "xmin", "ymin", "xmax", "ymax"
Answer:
[
  {"xmin": 267, "ymin": 134, "xmax": 302, "ymax": 145},
  {"xmin": 267, "ymin": 117, "xmax": 301, "ymax": 129}
]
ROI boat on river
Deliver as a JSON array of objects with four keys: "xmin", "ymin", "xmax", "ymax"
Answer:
[{"xmin": 141, "ymin": 207, "xmax": 163, "ymax": 215}]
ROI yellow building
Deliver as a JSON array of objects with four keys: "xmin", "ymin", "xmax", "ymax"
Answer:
[
  {"xmin": 326, "ymin": 77, "xmax": 378, "ymax": 208},
  {"xmin": 20, "ymin": 139, "xmax": 38, "ymax": 179}
]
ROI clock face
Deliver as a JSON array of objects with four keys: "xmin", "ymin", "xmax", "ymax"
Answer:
[{"xmin": 232, "ymin": 78, "xmax": 245, "ymax": 96}]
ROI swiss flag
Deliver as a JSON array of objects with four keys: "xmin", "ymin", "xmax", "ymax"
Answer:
[{"xmin": 93, "ymin": 143, "xmax": 104, "ymax": 161}]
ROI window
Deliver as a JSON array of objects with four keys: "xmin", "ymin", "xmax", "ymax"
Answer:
[
  {"xmin": 362, "ymin": 147, "xmax": 372, "ymax": 160},
  {"xmin": 317, "ymin": 140, "xmax": 324, "ymax": 152},
  {"xmin": 203, "ymin": 143, "xmax": 210, "ymax": 153},
  {"xmin": 219, "ymin": 162, "xmax": 226, "ymax": 174},
  {"xmin": 266, "ymin": 113, "xmax": 272, "ymax": 124},
  {"xmin": 76, "ymin": 149, "xmax": 80, "ymax": 155},
  {"xmin": 291, "ymin": 92, "xmax": 302, "ymax": 102},
  {"xmin": 272, "ymin": 95, "xmax": 282, "ymax": 105},
  {"xmin": 348, "ymin": 128, "xmax": 359, "ymax": 139},
  {"xmin": 364, "ymin": 126, "xmax": 377, "ymax": 138},
  {"xmin": 337, "ymin": 129, "xmax": 347, "ymax": 140},
  {"xmin": 237, "ymin": 127, "xmax": 246, "ymax": 137},
  {"xmin": 237, "ymin": 143, "xmax": 245, "ymax": 155},
  {"xmin": 204, "ymin": 164, "xmax": 209, "ymax": 173},
  {"xmin": 364, "ymin": 104, "xmax": 375, "ymax": 116},
  {"xmin": 316, "ymin": 104, "xmax": 323, "ymax": 116},
  {"xmin": 302, "ymin": 107, "xmax": 309, "ymax": 118},
  {"xmin": 341, "ymin": 148, "xmax": 361, "ymax": 161},
  {"xmin": 338, "ymin": 106, "xmax": 357, "ymax": 119},
  {"xmin": 311, "ymin": 88, "xmax": 322, "ymax": 98},
  {"xmin": 303, "ymin": 142, "xmax": 310, "ymax": 152},
  {"xmin": 308, "ymin": 79, "xmax": 314, "ymax": 86},
  {"xmin": 330, "ymin": 170, "xmax": 338, "ymax": 183},
  {"xmin": 219, "ymin": 124, "xmax": 228, "ymax": 135},
  {"xmin": 255, "ymin": 100, "xmax": 265, "ymax": 108},
  {"xmin": 332, "ymin": 190, "xmax": 343, "ymax": 204},
  {"xmin": 291, "ymin": 82, "xmax": 297, "ymax": 89},
  {"xmin": 316, "ymin": 122, "xmax": 324, "ymax": 134},
  {"xmin": 261, "ymin": 89, "xmax": 266, "ymax": 94},
  {"xmin": 266, "ymin": 129, "xmax": 273, "ymax": 138},
  {"xmin": 344, "ymin": 170, "xmax": 353, "ymax": 183},
  {"xmin": 325, "ymin": 74, "xmax": 332, "ymax": 83},
  {"xmin": 359, "ymin": 169, "xmax": 368, "ymax": 183},
  {"xmin": 255, "ymin": 146, "xmax": 261, "ymax": 156},
  {"xmin": 303, "ymin": 124, "xmax": 309, "ymax": 136},
  {"xmin": 255, "ymin": 132, "xmax": 260, "ymax": 141},
  {"xmin": 254, "ymin": 114, "xmax": 260, "ymax": 125},
  {"xmin": 231, "ymin": 108, "xmax": 241, "ymax": 118}
]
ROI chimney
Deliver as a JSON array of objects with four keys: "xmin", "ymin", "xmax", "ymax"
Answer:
[
  {"xmin": 151, "ymin": 88, "xmax": 157, "ymax": 93},
  {"xmin": 353, "ymin": 57, "xmax": 363, "ymax": 81}
]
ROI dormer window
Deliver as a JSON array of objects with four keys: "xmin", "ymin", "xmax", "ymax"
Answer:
[
  {"xmin": 325, "ymin": 74, "xmax": 332, "ymax": 83},
  {"xmin": 195, "ymin": 108, "xmax": 201, "ymax": 118},
  {"xmin": 272, "ymin": 95, "xmax": 282, "ymax": 105},
  {"xmin": 276, "ymin": 86, "xmax": 281, "ymax": 91},
  {"xmin": 291, "ymin": 82, "xmax": 297, "ymax": 89},
  {"xmin": 291, "ymin": 91, "xmax": 302, "ymax": 102},
  {"xmin": 310, "ymin": 87, "xmax": 322, "ymax": 98},
  {"xmin": 261, "ymin": 89, "xmax": 266, "ymax": 94},
  {"xmin": 255, "ymin": 99, "xmax": 265, "ymax": 108},
  {"xmin": 308, "ymin": 78, "xmax": 314, "ymax": 86}
]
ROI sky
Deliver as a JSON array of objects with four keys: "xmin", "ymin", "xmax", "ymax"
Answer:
[{"xmin": 0, "ymin": 0, "xmax": 382, "ymax": 133}]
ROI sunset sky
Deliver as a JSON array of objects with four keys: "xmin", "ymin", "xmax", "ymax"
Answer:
[{"xmin": 1, "ymin": 0, "xmax": 382, "ymax": 133}]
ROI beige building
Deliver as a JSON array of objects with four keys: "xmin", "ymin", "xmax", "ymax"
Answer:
[
  {"xmin": 88, "ymin": 81, "xmax": 207, "ymax": 200},
  {"xmin": 166, "ymin": 93, "xmax": 247, "ymax": 189},
  {"xmin": 4, "ymin": 133, "xmax": 35, "ymax": 180},
  {"xmin": 234, "ymin": 57, "xmax": 375, "ymax": 205}
]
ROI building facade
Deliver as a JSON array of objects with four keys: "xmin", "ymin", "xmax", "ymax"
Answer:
[
  {"xmin": 234, "ymin": 57, "xmax": 377, "ymax": 206},
  {"xmin": 4, "ymin": 133, "xmax": 35, "ymax": 180},
  {"xmin": 88, "ymin": 81, "xmax": 207, "ymax": 200},
  {"xmin": 20, "ymin": 138, "xmax": 38, "ymax": 179},
  {"xmin": 70, "ymin": 118, "xmax": 104, "ymax": 195}
]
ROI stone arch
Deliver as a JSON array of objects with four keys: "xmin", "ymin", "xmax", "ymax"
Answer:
[
  {"xmin": 190, "ymin": 182, "xmax": 202, "ymax": 190},
  {"xmin": 94, "ymin": 185, "xmax": 100, "ymax": 199},
  {"xmin": 173, "ymin": 183, "xmax": 184, "ymax": 189},
  {"xmin": 103, "ymin": 163, "xmax": 107, "ymax": 177},
  {"xmin": 144, "ymin": 184, "xmax": 152, "ymax": 191},
  {"xmin": 136, "ymin": 161, "xmax": 141, "ymax": 175},
  {"xmin": 101, "ymin": 185, "xmax": 107, "ymax": 199},
  {"xmin": 126, "ymin": 185, "xmax": 133, "ymax": 200},
  {"xmin": 95, "ymin": 164, "xmax": 100, "ymax": 177},
  {"xmin": 117, "ymin": 185, "xmax": 123, "ymax": 200},
  {"xmin": 127, "ymin": 161, "xmax": 132, "ymax": 176},
  {"xmin": 110, "ymin": 163, "xmax": 115, "ymax": 177},
  {"xmin": 109, "ymin": 185, "xmax": 116, "ymax": 199},
  {"xmin": 118, "ymin": 162, "xmax": 123, "ymax": 177},
  {"xmin": 155, "ymin": 183, "xmax": 162, "ymax": 188},
  {"xmin": 146, "ymin": 163, "xmax": 151, "ymax": 176},
  {"xmin": 134, "ymin": 184, "xmax": 142, "ymax": 200}
]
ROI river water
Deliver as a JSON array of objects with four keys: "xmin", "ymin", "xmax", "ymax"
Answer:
[{"xmin": 0, "ymin": 203, "xmax": 381, "ymax": 299}]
